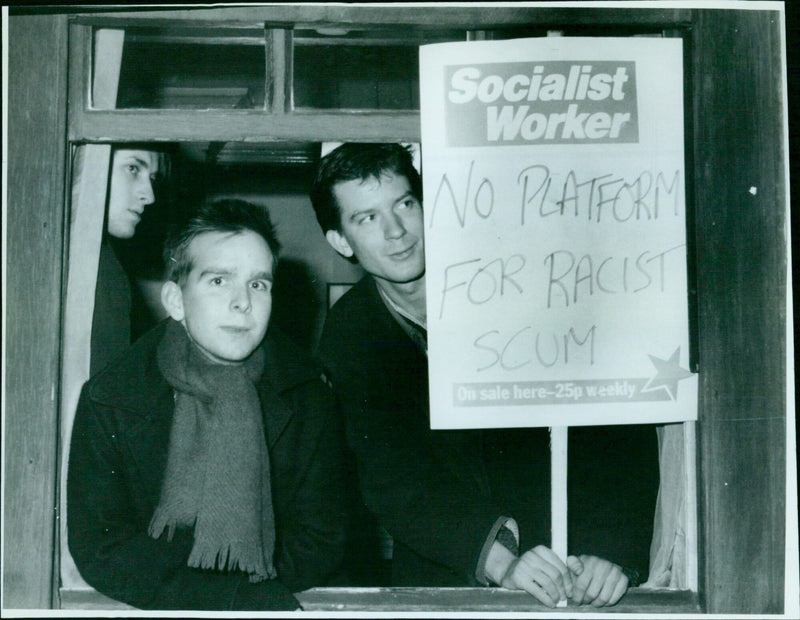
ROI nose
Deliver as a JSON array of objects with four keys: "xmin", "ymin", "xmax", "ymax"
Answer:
[
  {"xmin": 383, "ymin": 211, "xmax": 406, "ymax": 240},
  {"xmin": 138, "ymin": 177, "xmax": 155, "ymax": 206},
  {"xmin": 230, "ymin": 285, "xmax": 252, "ymax": 313}
]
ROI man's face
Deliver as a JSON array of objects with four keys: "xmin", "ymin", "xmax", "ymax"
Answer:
[
  {"xmin": 326, "ymin": 171, "xmax": 425, "ymax": 286},
  {"xmin": 107, "ymin": 149, "xmax": 159, "ymax": 239},
  {"xmin": 164, "ymin": 230, "xmax": 274, "ymax": 364}
]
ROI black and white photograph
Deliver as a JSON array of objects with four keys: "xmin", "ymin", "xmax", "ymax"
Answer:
[{"xmin": 2, "ymin": 1, "xmax": 798, "ymax": 617}]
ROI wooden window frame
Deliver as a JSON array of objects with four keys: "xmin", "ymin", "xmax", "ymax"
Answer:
[{"xmin": 4, "ymin": 3, "xmax": 792, "ymax": 615}]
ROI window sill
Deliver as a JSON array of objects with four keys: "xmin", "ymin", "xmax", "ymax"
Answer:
[
  {"xmin": 296, "ymin": 587, "xmax": 699, "ymax": 613},
  {"xmin": 60, "ymin": 586, "xmax": 700, "ymax": 613}
]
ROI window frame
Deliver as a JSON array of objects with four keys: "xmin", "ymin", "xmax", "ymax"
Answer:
[
  {"xmin": 64, "ymin": 8, "xmax": 699, "ymax": 610},
  {"xmin": 5, "ymin": 3, "xmax": 786, "ymax": 614}
]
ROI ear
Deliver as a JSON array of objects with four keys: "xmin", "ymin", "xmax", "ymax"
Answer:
[
  {"xmin": 325, "ymin": 229, "xmax": 355, "ymax": 259},
  {"xmin": 160, "ymin": 281, "xmax": 185, "ymax": 321}
]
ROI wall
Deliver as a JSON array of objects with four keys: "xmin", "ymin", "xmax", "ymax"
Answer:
[{"xmin": 4, "ymin": 14, "xmax": 68, "ymax": 608}]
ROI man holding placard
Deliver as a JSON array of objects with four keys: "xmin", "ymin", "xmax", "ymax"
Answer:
[{"xmin": 312, "ymin": 142, "xmax": 631, "ymax": 608}]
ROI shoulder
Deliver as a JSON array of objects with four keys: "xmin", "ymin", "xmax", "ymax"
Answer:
[
  {"xmin": 319, "ymin": 277, "xmax": 392, "ymax": 354},
  {"xmin": 324, "ymin": 276, "xmax": 381, "ymax": 325},
  {"xmin": 260, "ymin": 328, "xmax": 337, "ymax": 434},
  {"xmin": 83, "ymin": 321, "xmax": 169, "ymax": 412},
  {"xmin": 262, "ymin": 326, "xmax": 330, "ymax": 394}
]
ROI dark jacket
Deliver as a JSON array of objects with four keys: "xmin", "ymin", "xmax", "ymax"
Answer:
[
  {"xmin": 90, "ymin": 240, "xmax": 131, "ymax": 376},
  {"xmin": 318, "ymin": 277, "xmax": 517, "ymax": 586},
  {"xmin": 68, "ymin": 321, "xmax": 347, "ymax": 610}
]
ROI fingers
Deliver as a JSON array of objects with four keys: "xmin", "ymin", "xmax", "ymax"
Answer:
[
  {"xmin": 530, "ymin": 545, "xmax": 573, "ymax": 598},
  {"xmin": 569, "ymin": 555, "xmax": 629, "ymax": 607},
  {"xmin": 582, "ymin": 557, "xmax": 612, "ymax": 604},
  {"xmin": 566, "ymin": 554, "xmax": 583, "ymax": 576},
  {"xmin": 603, "ymin": 571, "xmax": 629, "ymax": 606},
  {"xmin": 571, "ymin": 567, "xmax": 589, "ymax": 605},
  {"xmin": 501, "ymin": 546, "xmax": 634, "ymax": 608},
  {"xmin": 501, "ymin": 557, "xmax": 558, "ymax": 607},
  {"xmin": 590, "ymin": 564, "xmax": 627, "ymax": 607},
  {"xmin": 507, "ymin": 551, "xmax": 630, "ymax": 608},
  {"xmin": 527, "ymin": 569, "xmax": 560, "ymax": 606},
  {"xmin": 501, "ymin": 546, "xmax": 573, "ymax": 607}
]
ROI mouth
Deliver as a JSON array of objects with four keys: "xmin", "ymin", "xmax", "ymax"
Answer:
[
  {"xmin": 220, "ymin": 326, "xmax": 251, "ymax": 334},
  {"xmin": 389, "ymin": 242, "xmax": 417, "ymax": 260}
]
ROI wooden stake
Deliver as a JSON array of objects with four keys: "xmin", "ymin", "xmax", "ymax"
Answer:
[{"xmin": 550, "ymin": 426, "xmax": 568, "ymax": 607}]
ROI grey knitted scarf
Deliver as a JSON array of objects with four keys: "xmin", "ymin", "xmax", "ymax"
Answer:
[{"xmin": 149, "ymin": 319, "xmax": 276, "ymax": 582}]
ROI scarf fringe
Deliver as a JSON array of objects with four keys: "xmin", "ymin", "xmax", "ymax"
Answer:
[
  {"xmin": 149, "ymin": 511, "xmax": 176, "ymax": 542},
  {"xmin": 187, "ymin": 541, "xmax": 277, "ymax": 581},
  {"xmin": 149, "ymin": 506, "xmax": 197, "ymax": 543}
]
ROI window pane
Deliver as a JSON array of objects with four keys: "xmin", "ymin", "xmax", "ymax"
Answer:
[
  {"xmin": 292, "ymin": 28, "xmax": 467, "ymax": 111},
  {"xmin": 102, "ymin": 27, "xmax": 267, "ymax": 109}
]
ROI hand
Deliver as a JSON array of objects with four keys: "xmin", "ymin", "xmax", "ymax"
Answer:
[
  {"xmin": 567, "ymin": 554, "xmax": 628, "ymax": 607},
  {"xmin": 500, "ymin": 545, "xmax": 573, "ymax": 608}
]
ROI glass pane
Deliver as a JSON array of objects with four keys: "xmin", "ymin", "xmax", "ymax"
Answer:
[
  {"xmin": 292, "ymin": 28, "xmax": 467, "ymax": 111},
  {"xmin": 100, "ymin": 27, "xmax": 267, "ymax": 110}
]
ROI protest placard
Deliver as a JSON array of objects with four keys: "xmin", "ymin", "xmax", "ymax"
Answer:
[{"xmin": 421, "ymin": 36, "xmax": 698, "ymax": 429}]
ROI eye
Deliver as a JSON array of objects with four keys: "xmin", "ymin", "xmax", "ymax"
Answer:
[
  {"xmin": 250, "ymin": 280, "xmax": 271, "ymax": 292},
  {"xmin": 400, "ymin": 198, "xmax": 418, "ymax": 209},
  {"xmin": 210, "ymin": 277, "xmax": 225, "ymax": 286},
  {"xmin": 357, "ymin": 213, "xmax": 375, "ymax": 225},
  {"xmin": 126, "ymin": 163, "xmax": 141, "ymax": 175}
]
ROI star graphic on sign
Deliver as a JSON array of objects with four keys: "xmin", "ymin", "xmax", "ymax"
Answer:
[{"xmin": 641, "ymin": 347, "xmax": 693, "ymax": 400}]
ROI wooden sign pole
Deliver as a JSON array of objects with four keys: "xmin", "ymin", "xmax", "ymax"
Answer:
[{"xmin": 550, "ymin": 426, "xmax": 568, "ymax": 607}]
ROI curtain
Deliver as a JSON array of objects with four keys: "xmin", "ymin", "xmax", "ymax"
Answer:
[{"xmin": 59, "ymin": 27, "xmax": 124, "ymax": 592}]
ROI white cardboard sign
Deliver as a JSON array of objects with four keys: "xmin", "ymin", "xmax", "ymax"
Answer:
[{"xmin": 420, "ymin": 37, "xmax": 698, "ymax": 429}]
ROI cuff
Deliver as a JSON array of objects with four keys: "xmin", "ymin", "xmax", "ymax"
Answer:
[
  {"xmin": 474, "ymin": 516, "xmax": 519, "ymax": 586},
  {"xmin": 621, "ymin": 565, "xmax": 641, "ymax": 587}
]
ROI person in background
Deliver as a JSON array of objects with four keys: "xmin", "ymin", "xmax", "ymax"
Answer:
[
  {"xmin": 69, "ymin": 199, "xmax": 347, "ymax": 610},
  {"xmin": 91, "ymin": 145, "xmax": 166, "ymax": 375},
  {"xmin": 311, "ymin": 143, "xmax": 641, "ymax": 608}
]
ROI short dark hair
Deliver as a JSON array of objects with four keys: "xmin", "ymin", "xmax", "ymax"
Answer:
[
  {"xmin": 164, "ymin": 199, "xmax": 281, "ymax": 286},
  {"xmin": 309, "ymin": 143, "xmax": 422, "ymax": 234}
]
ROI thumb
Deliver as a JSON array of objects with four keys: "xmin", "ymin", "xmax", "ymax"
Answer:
[{"xmin": 567, "ymin": 555, "xmax": 583, "ymax": 575}]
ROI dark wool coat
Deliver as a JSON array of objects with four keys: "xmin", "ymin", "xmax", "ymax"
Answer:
[
  {"xmin": 68, "ymin": 321, "xmax": 347, "ymax": 610},
  {"xmin": 318, "ymin": 277, "xmax": 658, "ymax": 587},
  {"xmin": 318, "ymin": 277, "xmax": 527, "ymax": 586},
  {"xmin": 90, "ymin": 240, "xmax": 132, "ymax": 376}
]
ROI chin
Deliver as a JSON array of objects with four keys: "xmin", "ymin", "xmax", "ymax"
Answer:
[
  {"xmin": 227, "ymin": 346, "xmax": 261, "ymax": 362},
  {"xmin": 221, "ymin": 351, "xmax": 252, "ymax": 363},
  {"xmin": 395, "ymin": 268, "xmax": 425, "ymax": 284}
]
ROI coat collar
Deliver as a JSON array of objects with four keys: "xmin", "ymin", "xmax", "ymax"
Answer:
[{"xmin": 87, "ymin": 320, "xmax": 323, "ymax": 424}]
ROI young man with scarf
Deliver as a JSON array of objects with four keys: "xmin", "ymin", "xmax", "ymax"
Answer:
[
  {"xmin": 311, "ymin": 143, "xmax": 651, "ymax": 608},
  {"xmin": 68, "ymin": 199, "xmax": 347, "ymax": 610}
]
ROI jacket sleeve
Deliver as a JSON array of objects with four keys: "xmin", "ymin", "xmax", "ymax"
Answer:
[
  {"xmin": 319, "ymin": 347, "xmax": 505, "ymax": 584},
  {"xmin": 67, "ymin": 384, "xmax": 299, "ymax": 611},
  {"xmin": 270, "ymin": 380, "xmax": 347, "ymax": 593}
]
